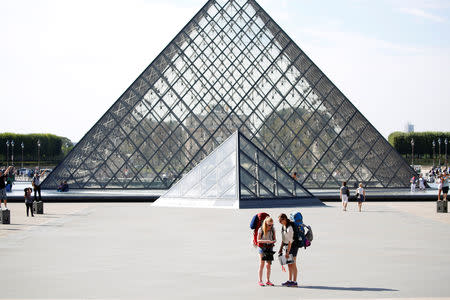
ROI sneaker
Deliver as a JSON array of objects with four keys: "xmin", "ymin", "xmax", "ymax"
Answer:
[
  {"xmin": 266, "ymin": 281, "xmax": 274, "ymax": 286},
  {"xmin": 258, "ymin": 281, "xmax": 265, "ymax": 287},
  {"xmin": 282, "ymin": 281, "xmax": 291, "ymax": 286},
  {"xmin": 290, "ymin": 281, "xmax": 298, "ymax": 287}
]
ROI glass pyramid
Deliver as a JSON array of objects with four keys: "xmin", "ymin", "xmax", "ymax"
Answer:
[
  {"xmin": 42, "ymin": 0, "xmax": 416, "ymax": 190},
  {"xmin": 153, "ymin": 131, "xmax": 319, "ymax": 208}
]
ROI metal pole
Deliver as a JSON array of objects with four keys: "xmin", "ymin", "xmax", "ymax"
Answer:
[
  {"xmin": 432, "ymin": 140, "xmax": 435, "ymax": 168},
  {"xmin": 11, "ymin": 140, "xmax": 14, "ymax": 166},
  {"xmin": 6, "ymin": 140, "xmax": 9, "ymax": 166},
  {"xmin": 445, "ymin": 138, "xmax": 448, "ymax": 169},
  {"xmin": 21, "ymin": 142, "xmax": 24, "ymax": 169},
  {"xmin": 411, "ymin": 139, "xmax": 414, "ymax": 167},
  {"xmin": 438, "ymin": 138, "xmax": 441, "ymax": 167},
  {"xmin": 37, "ymin": 140, "xmax": 41, "ymax": 170}
]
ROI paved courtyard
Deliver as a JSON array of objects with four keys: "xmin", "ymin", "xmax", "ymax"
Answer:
[{"xmin": 0, "ymin": 201, "xmax": 449, "ymax": 299}]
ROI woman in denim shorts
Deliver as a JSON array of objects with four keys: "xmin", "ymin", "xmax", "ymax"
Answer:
[
  {"xmin": 257, "ymin": 217, "xmax": 276, "ymax": 287},
  {"xmin": 278, "ymin": 213, "xmax": 300, "ymax": 287}
]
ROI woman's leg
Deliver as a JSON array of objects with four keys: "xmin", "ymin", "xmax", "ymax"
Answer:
[
  {"xmin": 358, "ymin": 201, "xmax": 362, "ymax": 212},
  {"xmin": 292, "ymin": 257, "xmax": 298, "ymax": 282},
  {"xmin": 438, "ymin": 189, "xmax": 442, "ymax": 201},
  {"xmin": 288, "ymin": 263, "xmax": 293, "ymax": 281},
  {"xmin": 258, "ymin": 255, "xmax": 264, "ymax": 282},
  {"xmin": 266, "ymin": 262, "xmax": 271, "ymax": 282},
  {"xmin": 26, "ymin": 203, "xmax": 29, "ymax": 216}
]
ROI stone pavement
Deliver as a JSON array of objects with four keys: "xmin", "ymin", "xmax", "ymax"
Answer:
[{"xmin": 0, "ymin": 202, "xmax": 449, "ymax": 299}]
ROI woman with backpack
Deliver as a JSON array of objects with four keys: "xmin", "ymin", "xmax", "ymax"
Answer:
[
  {"xmin": 340, "ymin": 181, "xmax": 349, "ymax": 211},
  {"xmin": 278, "ymin": 213, "xmax": 299, "ymax": 287},
  {"xmin": 257, "ymin": 216, "xmax": 276, "ymax": 287}
]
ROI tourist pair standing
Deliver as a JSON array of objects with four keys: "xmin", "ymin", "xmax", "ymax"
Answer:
[
  {"xmin": 340, "ymin": 182, "xmax": 366, "ymax": 212},
  {"xmin": 256, "ymin": 215, "xmax": 300, "ymax": 287}
]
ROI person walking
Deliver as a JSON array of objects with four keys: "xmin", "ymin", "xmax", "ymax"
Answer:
[
  {"xmin": 24, "ymin": 188, "xmax": 34, "ymax": 217},
  {"xmin": 441, "ymin": 172, "xmax": 449, "ymax": 202},
  {"xmin": 340, "ymin": 181, "xmax": 349, "ymax": 211},
  {"xmin": 32, "ymin": 170, "xmax": 45, "ymax": 202},
  {"xmin": 410, "ymin": 176, "xmax": 416, "ymax": 192},
  {"xmin": 418, "ymin": 175, "xmax": 426, "ymax": 191},
  {"xmin": 0, "ymin": 166, "xmax": 13, "ymax": 210},
  {"xmin": 257, "ymin": 216, "xmax": 276, "ymax": 287},
  {"xmin": 6, "ymin": 168, "xmax": 15, "ymax": 192},
  {"xmin": 437, "ymin": 172, "xmax": 443, "ymax": 201},
  {"xmin": 278, "ymin": 214, "xmax": 300, "ymax": 287},
  {"xmin": 355, "ymin": 183, "xmax": 366, "ymax": 212}
]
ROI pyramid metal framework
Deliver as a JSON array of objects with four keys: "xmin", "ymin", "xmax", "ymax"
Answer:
[
  {"xmin": 42, "ymin": 0, "xmax": 416, "ymax": 190},
  {"xmin": 154, "ymin": 131, "xmax": 319, "ymax": 208}
]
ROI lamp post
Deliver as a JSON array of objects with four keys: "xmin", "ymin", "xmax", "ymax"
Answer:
[
  {"xmin": 438, "ymin": 138, "xmax": 441, "ymax": 167},
  {"xmin": 445, "ymin": 138, "xmax": 448, "ymax": 169},
  {"xmin": 21, "ymin": 142, "xmax": 24, "ymax": 169},
  {"xmin": 432, "ymin": 140, "xmax": 436, "ymax": 168},
  {"xmin": 6, "ymin": 140, "xmax": 9, "ymax": 166},
  {"xmin": 37, "ymin": 140, "xmax": 41, "ymax": 170},
  {"xmin": 411, "ymin": 138, "xmax": 414, "ymax": 167},
  {"xmin": 11, "ymin": 140, "xmax": 14, "ymax": 166}
]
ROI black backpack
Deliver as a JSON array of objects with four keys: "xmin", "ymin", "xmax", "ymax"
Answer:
[{"xmin": 283, "ymin": 223, "xmax": 306, "ymax": 248}]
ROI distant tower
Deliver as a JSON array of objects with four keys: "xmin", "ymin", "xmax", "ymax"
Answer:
[{"xmin": 405, "ymin": 122, "xmax": 414, "ymax": 133}]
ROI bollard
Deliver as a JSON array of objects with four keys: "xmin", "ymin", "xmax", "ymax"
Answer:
[
  {"xmin": 437, "ymin": 200, "xmax": 448, "ymax": 213},
  {"xmin": 33, "ymin": 201, "xmax": 44, "ymax": 214},
  {"xmin": 0, "ymin": 209, "xmax": 10, "ymax": 224}
]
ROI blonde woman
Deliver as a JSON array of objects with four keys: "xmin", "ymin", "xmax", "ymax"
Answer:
[
  {"xmin": 257, "ymin": 217, "xmax": 276, "ymax": 286},
  {"xmin": 355, "ymin": 183, "xmax": 366, "ymax": 212}
]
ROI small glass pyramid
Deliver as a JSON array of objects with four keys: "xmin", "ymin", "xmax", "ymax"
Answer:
[{"xmin": 154, "ymin": 131, "xmax": 320, "ymax": 208}]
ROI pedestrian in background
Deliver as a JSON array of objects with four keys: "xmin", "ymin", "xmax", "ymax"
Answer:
[
  {"xmin": 418, "ymin": 174, "xmax": 426, "ymax": 191},
  {"xmin": 24, "ymin": 188, "xmax": 34, "ymax": 217},
  {"xmin": 355, "ymin": 183, "xmax": 366, "ymax": 212},
  {"xmin": 441, "ymin": 172, "xmax": 449, "ymax": 202},
  {"xmin": 0, "ymin": 166, "xmax": 13, "ymax": 210},
  {"xmin": 32, "ymin": 170, "xmax": 45, "ymax": 202},
  {"xmin": 410, "ymin": 176, "xmax": 416, "ymax": 192},
  {"xmin": 340, "ymin": 181, "xmax": 349, "ymax": 211},
  {"xmin": 437, "ymin": 172, "xmax": 442, "ymax": 201}
]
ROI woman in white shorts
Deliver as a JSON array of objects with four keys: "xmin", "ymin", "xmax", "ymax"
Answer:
[{"xmin": 340, "ymin": 181, "xmax": 349, "ymax": 211}]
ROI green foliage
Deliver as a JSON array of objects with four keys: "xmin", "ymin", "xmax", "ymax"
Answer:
[
  {"xmin": 0, "ymin": 133, "xmax": 73, "ymax": 162},
  {"xmin": 388, "ymin": 131, "xmax": 450, "ymax": 156}
]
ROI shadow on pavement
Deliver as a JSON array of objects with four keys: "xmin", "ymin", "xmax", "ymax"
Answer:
[{"xmin": 298, "ymin": 285, "xmax": 398, "ymax": 292}]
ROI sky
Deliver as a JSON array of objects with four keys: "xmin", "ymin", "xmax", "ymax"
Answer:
[{"xmin": 1, "ymin": 0, "xmax": 449, "ymax": 142}]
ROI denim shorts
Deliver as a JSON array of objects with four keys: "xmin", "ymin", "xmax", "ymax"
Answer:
[
  {"xmin": 0, "ymin": 188, "xmax": 6, "ymax": 200},
  {"xmin": 289, "ymin": 244, "xmax": 299, "ymax": 257}
]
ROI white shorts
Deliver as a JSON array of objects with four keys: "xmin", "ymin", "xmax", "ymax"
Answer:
[{"xmin": 341, "ymin": 195, "xmax": 348, "ymax": 203}]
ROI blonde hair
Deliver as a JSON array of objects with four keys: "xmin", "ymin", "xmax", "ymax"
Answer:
[
  {"xmin": 262, "ymin": 217, "xmax": 274, "ymax": 236},
  {"xmin": 359, "ymin": 183, "xmax": 363, "ymax": 188}
]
